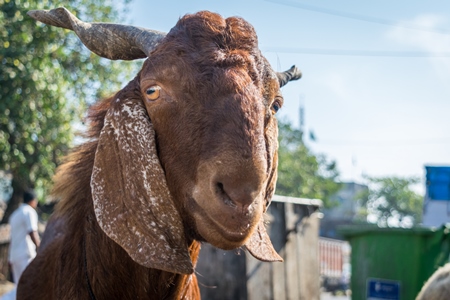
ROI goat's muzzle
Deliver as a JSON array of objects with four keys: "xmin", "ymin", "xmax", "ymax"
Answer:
[{"xmin": 190, "ymin": 156, "xmax": 266, "ymax": 249}]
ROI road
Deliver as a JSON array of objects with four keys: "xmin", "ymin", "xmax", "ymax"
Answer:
[{"xmin": 321, "ymin": 292, "xmax": 351, "ymax": 300}]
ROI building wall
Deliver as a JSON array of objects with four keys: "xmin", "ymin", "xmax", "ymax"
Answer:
[
  {"xmin": 423, "ymin": 166, "xmax": 450, "ymax": 227},
  {"xmin": 320, "ymin": 182, "xmax": 368, "ymax": 239},
  {"xmin": 423, "ymin": 200, "xmax": 450, "ymax": 227}
]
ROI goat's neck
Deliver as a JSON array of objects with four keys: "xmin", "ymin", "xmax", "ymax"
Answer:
[{"xmin": 84, "ymin": 211, "xmax": 201, "ymax": 299}]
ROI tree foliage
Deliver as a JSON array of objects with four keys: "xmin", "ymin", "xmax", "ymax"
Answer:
[
  {"xmin": 356, "ymin": 176, "xmax": 423, "ymax": 227},
  {"xmin": 0, "ymin": 0, "xmax": 138, "ymax": 222},
  {"xmin": 276, "ymin": 119, "xmax": 341, "ymax": 207}
]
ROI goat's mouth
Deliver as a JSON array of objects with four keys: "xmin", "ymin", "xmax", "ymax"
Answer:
[{"xmin": 188, "ymin": 193, "xmax": 263, "ymax": 250}]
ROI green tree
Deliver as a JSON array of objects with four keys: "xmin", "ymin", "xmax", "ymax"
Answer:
[
  {"xmin": 357, "ymin": 176, "xmax": 423, "ymax": 227},
  {"xmin": 0, "ymin": 0, "xmax": 137, "ymax": 223},
  {"xmin": 276, "ymin": 119, "xmax": 341, "ymax": 207}
]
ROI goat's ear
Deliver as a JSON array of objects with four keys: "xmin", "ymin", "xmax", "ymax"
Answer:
[
  {"xmin": 245, "ymin": 116, "xmax": 283, "ymax": 262},
  {"xmin": 91, "ymin": 98, "xmax": 193, "ymax": 274},
  {"xmin": 244, "ymin": 168, "xmax": 283, "ymax": 262},
  {"xmin": 245, "ymin": 220, "xmax": 283, "ymax": 262}
]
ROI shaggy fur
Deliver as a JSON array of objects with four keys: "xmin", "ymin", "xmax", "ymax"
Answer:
[{"xmin": 416, "ymin": 263, "xmax": 450, "ymax": 300}]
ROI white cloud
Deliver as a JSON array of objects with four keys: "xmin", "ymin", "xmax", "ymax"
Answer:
[
  {"xmin": 386, "ymin": 14, "xmax": 449, "ymax": 49},
  {"xmin": 386, "ymin": 14, "xmax": 450, "ymax": 78}
]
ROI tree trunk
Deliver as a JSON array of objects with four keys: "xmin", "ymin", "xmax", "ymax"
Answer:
[{"xmin": 1, "ymin": 179, "xmax": 26, "ymax": 224}]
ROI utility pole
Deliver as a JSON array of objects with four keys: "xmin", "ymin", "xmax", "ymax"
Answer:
[{"xmin": 299, "ymin": 94, "xmax": 305, "ymax": 142}]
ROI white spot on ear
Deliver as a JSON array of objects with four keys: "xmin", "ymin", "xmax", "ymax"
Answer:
[
  {"xmin": 121, "ymin": 104, "xmax": 133, "ymax": 117},
  {"xmin": 92, "ymin": 98, "xmax": 190, "ymax": 271}
]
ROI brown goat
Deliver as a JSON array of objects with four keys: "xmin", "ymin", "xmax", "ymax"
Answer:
[
  {"xmin": 19, "ymin": 7, "xmax": 301, "ymax": 299},
  {"xmin": 416, "ymin": 263, "xmax": 450, "ymax": 300}
]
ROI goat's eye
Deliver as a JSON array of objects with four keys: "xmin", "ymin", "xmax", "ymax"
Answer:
[
  {"xmin": 271, "ymin": 99, "xmax": 282, "ymax": 114},
  {"xmin": 145, "ymin": 86, "xmax": 161, "ymax": 101}
]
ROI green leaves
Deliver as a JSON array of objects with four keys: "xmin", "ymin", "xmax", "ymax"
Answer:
[
  {"xmin": 276, "ymin": 119, "xmax": 340, "ymax": 207},
  {"xmin": 0, "ymin": 0, "xmax": 137, "ymax": 203},
  {"xmin": 356, "ymin": 176, "xmax": 423, "ymax": 227}
]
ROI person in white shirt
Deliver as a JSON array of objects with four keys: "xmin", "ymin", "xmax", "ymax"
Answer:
[{"xmin": 8, "ymin": 190, "xmax": 40, "ymax": 284}]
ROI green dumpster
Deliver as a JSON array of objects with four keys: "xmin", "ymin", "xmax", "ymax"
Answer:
[{"xmin": 340, "ymin": 225, "xmax": 450, "ymax": 300}]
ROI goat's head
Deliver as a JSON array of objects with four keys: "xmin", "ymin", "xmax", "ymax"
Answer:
[{"xmin": 29, "ymin": 8, "xmax": 301, "ymax": 275}]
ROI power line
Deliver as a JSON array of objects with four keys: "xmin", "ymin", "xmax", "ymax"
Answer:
[
  {"xmin": 314, "ymin": 137, "xmax": 450, "ymax": 147},
  {"xmin": 262, "ymin": 47, "xmax": 450, "ymax": 57},
  {"xmin": 265, "ymin": 0, "xmax": 450, "ymax": 35}
]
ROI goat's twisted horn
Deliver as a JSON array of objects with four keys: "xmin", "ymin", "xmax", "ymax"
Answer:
[
  {"xmin": 27, "ymin": 7, "xmax": 166, "ymax": 60},
  {"xmin": 277, "ymin": 65, "xmax": 302, "ymax": 87}
]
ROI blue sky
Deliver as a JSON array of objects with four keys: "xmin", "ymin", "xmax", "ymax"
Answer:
[{"xmin": 129, "ymin": 0, "xmax": 450, "ymax": 194}]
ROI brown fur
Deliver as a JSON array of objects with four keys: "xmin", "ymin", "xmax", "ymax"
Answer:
[
  {"xmin": 18, "ymin": 11, "xmax": 288, "ymax": 299},
  {"xmin": 416, "ymin": 263, "xmax": 450, "ymax": 300}
]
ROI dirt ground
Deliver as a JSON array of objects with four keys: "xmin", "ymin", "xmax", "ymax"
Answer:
[
  {"xmin": 321, "ymin": 291, "xmax": 351, "ymax": 300},
  {"xmin": 0, "ymin": 281, "xmax": 350, "ymax": 298},
  {"xmin": 0, "ymin": 281, "xmax": 14, "ymax": 296}
]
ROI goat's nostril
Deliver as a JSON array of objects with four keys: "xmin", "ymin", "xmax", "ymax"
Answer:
[
  {"xmin": 215, "ymin": 180, "xmax": 255, "ymax": 209},
  {"xmin": 216, "ymin": 182, "xmax": 224, "ymax": 193},
  {"xmin": 216, "ymin": 182, "xmax": 236, "ymax": 208}
]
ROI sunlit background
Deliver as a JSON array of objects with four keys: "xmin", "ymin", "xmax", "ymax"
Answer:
[{"xmin": 129, "ymin": 0, "xmax": 450, "ymax": 194}]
